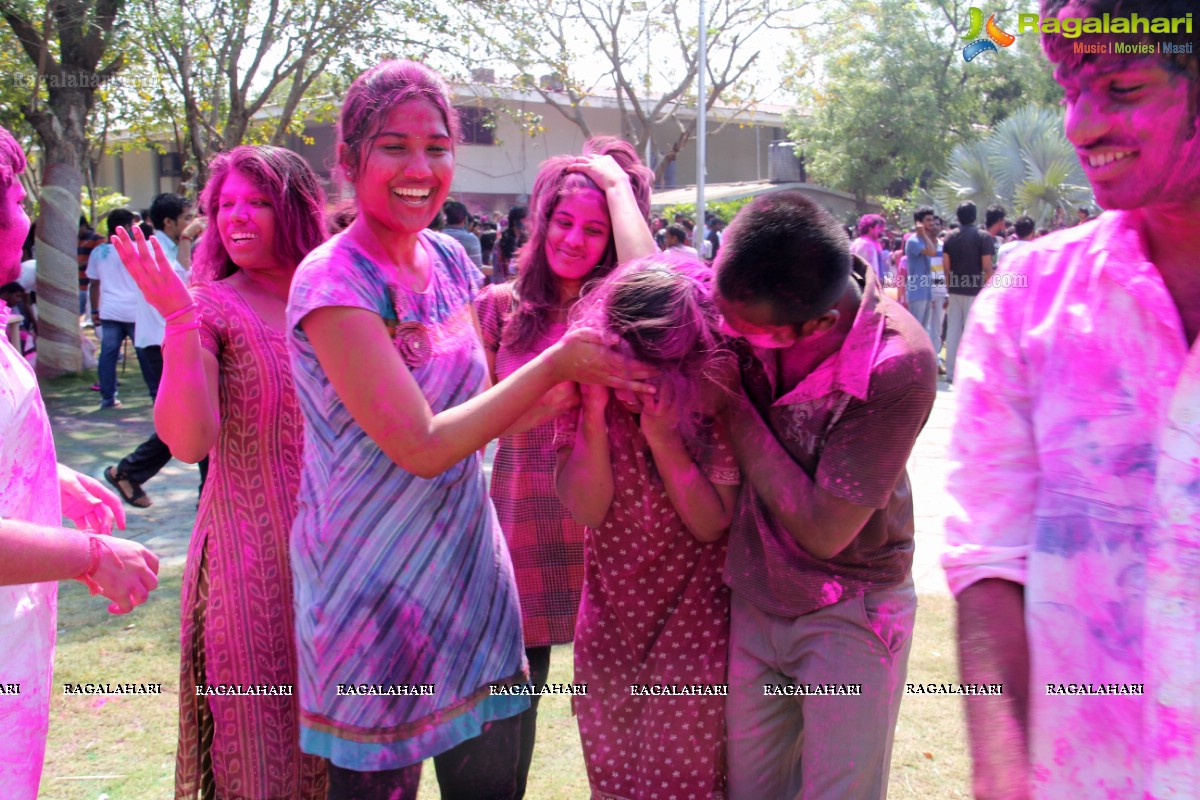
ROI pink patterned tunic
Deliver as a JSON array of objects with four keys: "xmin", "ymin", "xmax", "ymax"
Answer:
[
  {"xmin": 175, "ymin": 281, "xmax": 325, "ymax": 799},
  {"xmin": 555, "ymin": 405, "xmax": 739, "ymax": 800},
  {"xmin": 0, "ymin": 298, "xmax": 60, "ymax": 800}
]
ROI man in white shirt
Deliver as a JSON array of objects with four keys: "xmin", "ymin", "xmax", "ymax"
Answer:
[
  {"xmin": 664, "ymin": 223, "xmax": 698, "ymax": 256},
  {"xmin": 996, "ymin": 215, "xmax": 1036, "ymax": 266},
  {"xmin": 87, "ymin": 209, "xmax": 139, "ymax": 408},
  {"xmin": 104, "ymin": 194, "xmax": 204, "ymax": 509}
]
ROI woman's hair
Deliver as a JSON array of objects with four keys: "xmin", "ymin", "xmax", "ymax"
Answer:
[
  {"xmin": 497, "ymin": 204, "xmax": 527, "ymax": 263},
  {"xmin": 326, "ymin": 197, "xmax": 358, "ymax": 235},
  {"xmin": 0, "ymin": 125, "xmax": 27, "ymax": 206},
  {"xmin": 336, "ymin": 60, "xmax": 461, "ymax": 185},
  {"xmin": 504, "ymin": 135, "xmax": 655, "ymax": 351},
  {"xmin": 569, "ymin": 250, "xmax": 732, "ymax": 447},
  {"xmin": 193, "ymin": 145, "xmax": 327, "ymax": 283}
]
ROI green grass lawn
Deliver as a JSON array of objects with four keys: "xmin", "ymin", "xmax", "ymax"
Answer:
[{"xmin": 41, "ymin": 583, "xmax": 969, "ymax": 799}]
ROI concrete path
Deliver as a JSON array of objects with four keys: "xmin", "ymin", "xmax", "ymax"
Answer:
[{"xmin": 45, "ymin": 372, "xmax": 957, "ymax": 593}]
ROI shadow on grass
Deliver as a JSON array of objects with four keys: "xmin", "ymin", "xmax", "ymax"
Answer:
[{"xmin": 42, "ymin": 566, "xmax": 183, "ymax": 800}]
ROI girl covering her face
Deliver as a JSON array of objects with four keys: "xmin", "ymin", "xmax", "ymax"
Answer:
[{"xmin": 555, "ymin": 251, "xmax": 740, "ymax": 800}]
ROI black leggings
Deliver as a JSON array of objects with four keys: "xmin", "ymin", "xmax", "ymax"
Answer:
[
  {"xmin": 326, "ymin": 708, "xmax": 523, "ymax": 800},
  {"xmin": 515, "ymin": 646, "xmax": 553, "ymax": 799}
]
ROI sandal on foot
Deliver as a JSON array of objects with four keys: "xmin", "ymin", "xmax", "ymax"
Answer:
[{"xmin": 104, "ymin": 466, "xmax": 152, "ymax": 508}]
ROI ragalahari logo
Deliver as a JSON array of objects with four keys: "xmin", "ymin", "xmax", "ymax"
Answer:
[{"xmin": 963, "ymin": 8, "xmax": 1016, "ymax": 61}]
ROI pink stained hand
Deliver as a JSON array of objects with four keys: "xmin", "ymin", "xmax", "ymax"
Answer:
[
  {"xmin": 639, "ymin": 380, "xmax": 684, "ymax": 443},
  {"xmin": 566, "ymin": 154, "xmax": 632, "ymax": 193},
  {"xmin": 111, "ymin": 225, "xmax": 194, "ymax": 320},
  {"xmin": 580, "ymin": 381, "xmax": 610, "ymax": 416},
  {"xmin": 550, "ymin": 327, "xmax": 658, "ymax": 393},
  {"xmin": 58, "ymin": 463, "xmax": 125, "ymax": 535},
  {"xmin": 85, "ymin": 535, "xmax": 160, "ymax": 615}
]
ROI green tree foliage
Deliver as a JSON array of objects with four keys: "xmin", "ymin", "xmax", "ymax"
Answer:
[
  {"xmin": 662, "ymin": 196, "xmax": 754, "ymax": 223},
  {"xmin": 1, "ymin": 0, "xmax": 130, "ymax": 376},
  {"xmin": 790, "ymin": 0, "xmax": 1059, "ymax": 208},
  {"xmin": 934, "ymin": 104, "xmax": 1092, "ymax": 226},
  {"xmin": 131, "ymin": 0, "xmax": 458, "ymax": 189},
  {"xmin": 466, "ymin": 0, "xmax": 813, "ymax": 182}
]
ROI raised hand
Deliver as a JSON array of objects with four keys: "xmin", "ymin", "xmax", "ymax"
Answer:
[
  {"xmin": 639, "ymin": 380, "xmax": 684, "ymax": 444},
  {"xmin": 111, "ymin": 225, "xmax": 194, "ymax": 319},
  {"xmin": 580, "ymin": 381, "xmax": 610, "ymax": 419},
  {"xmin": 567, "ymin": 154, "xmax": 632, "ymax": 193},
  {"xmin": 506, "ymin": 381, "xmax": 582, "ymax": 436}
]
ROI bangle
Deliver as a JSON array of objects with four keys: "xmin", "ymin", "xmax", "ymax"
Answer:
[
  {"xmin": 163, "ymin": 303, "xmax": 196, "ymax": 323},
  {"xmin": 77, "ymin": 535, "xmax": 104, "ymax": 595},
  {"xmin": 179, "ymin": 235, "xmax": 194, "ymax": 243}
]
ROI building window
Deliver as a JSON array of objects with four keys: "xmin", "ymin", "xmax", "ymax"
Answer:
[{"xmin": 457, "ymin": 106, "xmax": 495, "ymax": 146}]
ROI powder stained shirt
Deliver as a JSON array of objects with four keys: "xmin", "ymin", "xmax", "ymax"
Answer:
[
  {"xmin": 0, "ymin": 299, "xmax": 60, "ymax": 800},
  {"xmin": 942, "ymin": 211, "xmax": 1199, "ymax": 798},
  {"xmin": 724, "ymin": 264, "xmax": 937, "ymax": 617},
  {"xmin": 287, "ymin": 231, "xmax": 528, "ymax": 771}
]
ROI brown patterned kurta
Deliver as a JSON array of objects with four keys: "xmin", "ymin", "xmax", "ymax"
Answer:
[{"xmin": 175, "ymin": 280, "xmax": 325, "ymax": 799}]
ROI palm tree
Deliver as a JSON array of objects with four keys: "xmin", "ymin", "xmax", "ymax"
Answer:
[{"xmin": 934, "ymin": 105, "xmax": 1093, "ymax": 225}]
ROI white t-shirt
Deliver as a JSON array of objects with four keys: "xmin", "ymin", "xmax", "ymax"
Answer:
[
  {"xmin": 17, "ymin": 261, "xmax": 35, "ymax": 294},
  {"xmin": 85, "ymin": 243, "xmax": 140, "ymax": 323},
  {"xmin": 930, "ymin": 244, "xmax": 948, "ymax": 298},
  {"xmin": 134, "ymin": 231, "xmax": 188, "ymax": 348},
  {"xmin": 997, "ymin": 238, "xmax": 1032, "ymax": 266}
]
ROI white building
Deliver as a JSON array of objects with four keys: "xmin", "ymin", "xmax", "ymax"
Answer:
[{"xmin": 94, "ymin": 82, "xmax": 801, "ymax": 220}]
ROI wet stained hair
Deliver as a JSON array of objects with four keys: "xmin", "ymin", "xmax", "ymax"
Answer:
[
  {"xmin": 193, "ymin": 145, "xmax": 327, "ymax": 283},
  {"xmin": 569, "ymin": 250, "xmax": 733, "ymax": 448},
  {"xmin": 337, "ymin": 60, "xmax": 461, "ymax": 185},
  {"xmin": 0, "ymin": 126, "xmax": 26, "ymax": 238}
]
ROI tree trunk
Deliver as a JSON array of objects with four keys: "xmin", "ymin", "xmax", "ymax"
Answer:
[{"xmin": 35, "ymin": 160, "xmax": 84, "ymax": 377}]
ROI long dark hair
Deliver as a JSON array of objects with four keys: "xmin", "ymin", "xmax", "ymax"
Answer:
[
  {"xmin": 497, "ymin": 205, "xmax": 527, "ymax": 263},
  {"xmin": 504, "ymin": 136, "xmax": 654, "ymax": 351}
]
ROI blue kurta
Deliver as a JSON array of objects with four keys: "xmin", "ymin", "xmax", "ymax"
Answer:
[{"xmin": 287, "ymin": 230, "xmax": 528, "ymax": 770}]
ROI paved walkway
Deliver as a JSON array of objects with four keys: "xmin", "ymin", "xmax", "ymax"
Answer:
[{"xmin": 45, "ymin": 372, "xmax": 957, "ymax": 594}]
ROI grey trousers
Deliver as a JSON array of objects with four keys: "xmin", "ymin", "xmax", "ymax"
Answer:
[
  {"xmin": 945, "ymin": 294, "xmax": 976, "ymax": 381},
  {"xmin": 725, "ymin": 578, "xmax": 917, "ymax": 800}
]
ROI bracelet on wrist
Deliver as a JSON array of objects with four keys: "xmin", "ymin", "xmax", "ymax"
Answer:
[
  {"xmin": 77, "ymin": 535, "xmax": 104, "ymax": 595},
  {"xmin": 163, "ymin": 303, "xmax": 196, "ymax": 323}
]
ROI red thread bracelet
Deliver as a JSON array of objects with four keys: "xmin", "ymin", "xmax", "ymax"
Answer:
[{"xmin": 78, "ymin": 536, "xmax": 104, "ymax": 595}]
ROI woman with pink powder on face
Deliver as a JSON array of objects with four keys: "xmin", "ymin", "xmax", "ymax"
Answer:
[
  {"xmin": 112, "ymin": 145, "xmax": 329, "ymax": 799},
  {"xmin": 284, "ymin": 61, "xmax": 657, "ymax": 800},
  {"xmin": 474, "ymin": 136, "xmax": 657, "ymax": 797},
  {"xmin": 556, "ymin": 253, "xmax": 741, "ymax": 800},
  {"xmin": 0, "ymin": 126, "xmax": 159, "ymax": 800}
]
